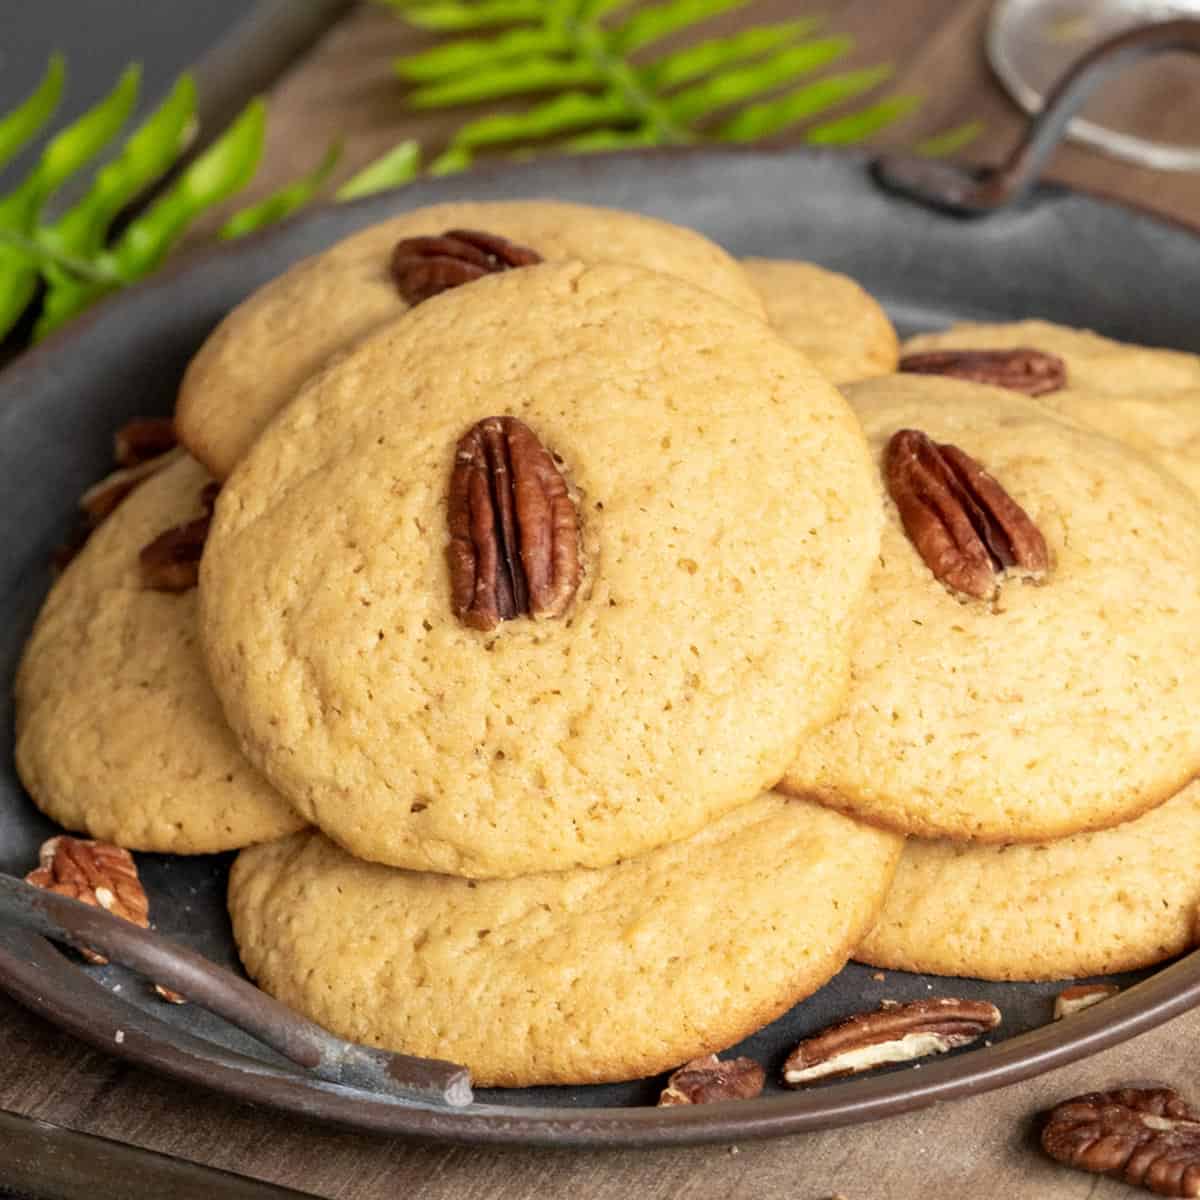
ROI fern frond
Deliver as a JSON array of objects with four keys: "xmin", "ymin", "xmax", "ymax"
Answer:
[
  {"xmin": 639, "ymin": 20, "xmax": 820, "ymax": 92},
  {"xmin": 336, "ymin": 139, "xmax": 422, "ymax": 199},
  {"xmin": 609, "ymin": 0, "xmax": 750, "ymax": 55},
  {"xmin": 0, "ymin": 53, "xmax": 66, "ymax": 172},
  {"xmin": 453, "ymin": 90, "xmax": 634, "ymax": 148},
  {"xmin": 221, "ymin": 139, "xmax": 341, "ymax": 238},
  {"xmin": 396, "ymin": 29, "xmax": 569, "ymax": 82},
  {"xmin": 805, "ymin": 94, "xmax": 921, "ymax": 145},
  {"xmin": 917, "ymin": 120, "xmax": 984, "ymax": 157},
  {"xmin": 388, "ymin": 1, "xmax": 546, "ymax": 32},
  {"xmin": 410, "ymin": 56, "xmax": 604, "ymax": 107}
]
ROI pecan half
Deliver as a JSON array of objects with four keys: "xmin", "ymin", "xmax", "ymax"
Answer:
[
  {"xmin": 447, "ymin": 416, "xmax": 581, "ymax": 631},
  {"xmin": 885, "ymin": 428, "xmax": 1049, "ymax": 601},
  {"xmin": 899, "ymin": 348, "xmax": 1067, "ymax": 396},
  {"xmin": 25, "ymin": 836, "xmax": 149, "ymax": 965},
  {"xmin": 1054, "ymin": 983, "xmax": 1120, "ymax": 1020},
  {"xmin": 139, "ymin": 481, "xmax": 220, "ymax": 592},
  {"xmin": 657, "ymin": 1054, "xmax": 765, "ymax": 1106},
  {"xmin": 1041, "ymin": 1087, "xmax": 1200, "ymax": 1197},
  {"xmin": 782, "ymin": 998, "xmax": 1001, "ymax": 1086},
  {"xmin": 391, "ymin": 229, "xmax": 541, "ymax": 305},
  {"xmin": 80, "ymin": 450, "xmax": 179, "ymax": 525},
  {"xmin": 114, "ymin": 417, "xmax": 177, "ymax": 467}
]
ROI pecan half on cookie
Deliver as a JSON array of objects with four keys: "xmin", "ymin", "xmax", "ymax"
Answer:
[
  {"xmin": 391, "ymin": 229, "xmax": 541, "ymax": 305},
  {"xmin": 899, "ymin": 347, "xmax": 1067, "ymax": 396},
  {"xmin": 447, "ymin": 416, "xmax": 582, "ymax": 631},
  {"xmin": 885, "ymin": 428, "xmax": 1049, "ymax": 602}
]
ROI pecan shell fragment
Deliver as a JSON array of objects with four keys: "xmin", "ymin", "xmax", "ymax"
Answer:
[
  {"xmin": 139, "ymin": 482, "xmax": 220, "ymax": 592},
  {"xmin": 448, "ymin": 416, "xmax": 581, "ymax": 631},
  {"xmin": 885, "ymin": 428, "xmax": 1049, "ymax": 601},
  {"xmin": 1041, "ymin": 1087, "xmax": 1200, "ymax": 1197},
  {"xmin": 391, "ymin": 228, "xmax": 541, "ymax": 306},
  {"xmin": 899, "ymin": 347, "xmax": 1067, "ymax": 396},
  {"xmin": 782, "ymin": 998, "xmax": 1001, "ymax": 1086},
  {"xmin": 657, "ymin": 1054, "xmax": 766, "ymax": 1106},
  {"xmin": 25, "ymin": 836, "xmax": 149, "ymax": 965}
]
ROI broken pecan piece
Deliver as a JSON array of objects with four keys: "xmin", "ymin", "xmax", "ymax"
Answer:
[
  {"xmin": 885, "ymin": 428, "xmax": 1049, "ymax": 601},
  {"xmin": 80, "ymin": 450, "xmax": 179, "ymax": 525},
  {"xmin": 657, "ymin": 1054, "xmax": 765, "ymax": 1106},
  {"xmin": 139, "ymin": 481, "xmax": 220, "ymax": 592},
  {"xmin": 899, "ymin": 347, "xmax": 1067, "ymax": 396},
  {"xmin": 391, "ymin": 229, "xmax": 542, "ymax": 305},
  {"xmin": 1054, "ymin": 983, "xmax": 1119, "ymax": 1020},
  {"xmin": 25, "ymin": 836, "xmax": 149, "ymax": 965},
  {"xmin": 114, "ymin": 417, "xmax": 177, "ymax": 467},
  {"xmin": 447, "ymin": 416, "xmax": 582, "ymax": 631},
  {"xmin": 1041, "ymin": 1087, "xmax": 1200, "ymax": 1197},
  {"xmin": 782, "ymin": 998, "xmax": 1001, "ymax": 1086}
]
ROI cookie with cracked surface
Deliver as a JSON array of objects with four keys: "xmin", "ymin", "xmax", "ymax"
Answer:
[
  {"xmin": 743, "ymin": 258, "xmax": 898, "ymax": 384},
  {"xmin": 201, "ymin": 262, "xmax": 882, "ymax": 877},
  {"xmin": 859, "ymin": 779, "xmax": 1200, "ymax": 980},
  {"xmin": 780, "ymin": 373, "xmax": 1200, "ymax": 842},
  {"xmin": 177, "ymin": 200, "xmax": 766, "ymax": 479},
  {"xmin": 902, "ymin": 318, "xmax": 1200, "ymax": 395},
  {"xmin": 15, "ymin": 454, "xmax": 304, "ymax": 853},
  {"xmin": 229, "ymin": 793, "xmax": 902, "ymax": 1087}
]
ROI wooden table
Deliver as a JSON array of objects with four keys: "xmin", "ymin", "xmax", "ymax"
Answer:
[{"xmin": 4, "ymin": 3, "xmax": 1200, "ymax": 1196}]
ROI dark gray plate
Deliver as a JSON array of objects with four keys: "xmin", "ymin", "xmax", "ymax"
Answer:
[{"xmin": 3, "ymin": 146, "xmax": 1200, "ymax": 1147}]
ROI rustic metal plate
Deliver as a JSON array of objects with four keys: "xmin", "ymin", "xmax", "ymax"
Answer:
[{"xmin": 3, "ymin": 146, "xmax": 1200, "ymax": 1147}]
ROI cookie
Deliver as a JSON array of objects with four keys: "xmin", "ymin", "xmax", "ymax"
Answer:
[
  {"xmin": 200, "ymin": 262, "xmax": 883, "ymax": 877},
  {"xmin": 742, "ymin": 258, "xmax": 898, "ymax": 384},
  {"xmin": 15, "ymin": 454, "xmax": 305, "ymax": 853},
  {"xmin": 229, "ymin": 793, "xmax": 902, "ymax": 1087},
  {"xmin": 858, "ymin": 779, "xmax": 1200, "ymax": 980},
  {"xmin": 177, "ymin": 200, "xmax": 767, "ymax": 479},
  {"xmin": 780, "ymin": 374, "xmax": 1200, "ymax": 843},
  {"xmin": 902, "ymin": 318, "xmax": 1200, "ymax": 395}
]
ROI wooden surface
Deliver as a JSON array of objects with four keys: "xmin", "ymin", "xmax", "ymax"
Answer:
[{"xmin": 5, "ymin": 2, "xmax": 1200, "ymax": 1196}]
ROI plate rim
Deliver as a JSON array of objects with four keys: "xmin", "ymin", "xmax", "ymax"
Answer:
[{"xmin": 3, "ymin": 143, "xmax": 1200, "ymax": 1147}]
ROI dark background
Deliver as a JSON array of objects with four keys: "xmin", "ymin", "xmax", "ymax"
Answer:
[{"xmin": 0, "ymin": 0, "xmax": 251, "ymax": 190}]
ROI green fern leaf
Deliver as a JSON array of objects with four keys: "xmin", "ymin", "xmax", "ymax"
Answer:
[
  {"xmin": 387, "ymin": 1, "xmax": 546, "ymax": 32},
  {"xmin": 665, "ymin": 38, "xmax": 851, "ymax": 125},
  {"xmin": 428, "ymin": 145, "xmax": 474, "ymax": 175},
  {"xmin": 396, "ymin": 28, "xmax": 568, "ymax": 82},
  {"xmin": 452, "ymin": 90, "xmax": 634, "ymax": 148},
  {"xmin": 409, "ymin": 56, "xmax": 603, "ymax": 107},
  {"xmin": 220, "ymin": 139, "xmax": 341, "ymax": 238},
  {"xmin": 639, "ymin": 20, "xmax": 820, "ymax": 92},
  {"xmin": 563, "ymin": 126, "xmax": 658, "ymax": 152},
  {"xmin": 805, "ymin": 94, "xmax": 922, "ymax": 145},
  {"xmin": 336, "ymin": 139, "xmax": 422, "ymax": 199},
  {"xmin": 916, "ymin": 120, "xmax": 984, "ymax": 157},
  {"xmin": 104, "ymin": 97, "xmax": 266, "ymax": 281},
  {"xmin": 0, "ymin": 53, "xmax": 66, "ymax": 172},
  {"xmin": 717, "ymin": 65, "xmax": 892, "ymax": 142},
  {"xmin": 40, "ymin": 74, "xmax": 197, "ymax": 259},
  {"xmin": 610, "ymin": 0, "xmax": 750, "ymax": 56}
]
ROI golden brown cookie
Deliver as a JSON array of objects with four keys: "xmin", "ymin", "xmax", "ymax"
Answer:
[
  {"xmin": 177, "ymin": 200, "xmax": 766, "ymax": 479},
  {"xmin": 781, "ymin": 374, "xmax": 1200, "ymax": 843},
  {"xmin": 229, "ymin": 793, "xmax": 902, "ymax": 1086},
  {"xmin": 15, "ymin": 454, "xmax": 304, "ymax": 853},
  {"xmin": 743, "ymin": 258, "xmax": 898, "ymax": 383},
  {"xmin": 201, "ymin": 262, "xmax": 882, "ymax": 877},
  {"xmin": 859, "ymin": 780, "xmax": 1200, "ymax": 980}
]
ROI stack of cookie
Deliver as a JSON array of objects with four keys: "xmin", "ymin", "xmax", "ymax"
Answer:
[{"xmin": 15, "ymin": 198, "xmax": 1200, "ymax": 1090}]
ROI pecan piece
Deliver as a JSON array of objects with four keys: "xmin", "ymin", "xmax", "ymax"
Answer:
[
  {"xmin": 1041, "ymin": 1087, "xmax": 1200, "ymax": 1196},
  {"xmin": 885, "ymin": 428, "xmax": 1049, "ymax": 601},
  {"xmin": 782, "ymin": 998, "xmax": 1001, "ymax": 1086},
  {"xmin": 899, "ymin": 347, "xmax": 1067, "ymax": 396},
  {"xmin": 657, "ymin": 1054, "xmax": 765, "ymax": 1107},
  {"xmin": 1054, "ymin": 983, "xmax": 1120, "ymax": 1020},
  {"xmin": 114, "ymin": 417, "xmax": 177, "ymax": 467},
  {"xmin": 139, "ymin": 481, "xmax": 219, "ymax": 592},
  {"xmin": 391, "ymin": 229, "xmax": 541, "ymax": 305},
  {"xmin": 80, "ymin": 450, "xmax": 179, "ymax": 525},
  {"xmin": 448, "ymin": 416, "xmax": 581, "ymax": 631},
  {"xmin": 25, "ymin": 836, "xmax": 149, "ymax": 965}
]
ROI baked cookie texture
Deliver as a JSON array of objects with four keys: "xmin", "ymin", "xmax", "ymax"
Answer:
[
  {"xmin": 859, "ymin": 780, "xmax": 1200, "ymax": 980},
  {"xmin": 229, "ymin": 793, "xmax": 902, "ymax": 1086},
  {"xmin": 743, "ymin": 258, "xmax": 898, "ymax": 384},
  {"xmin": 176, "ymin": 200, "xmax": 767, "ymax": 479},
  {"xmin": 780, "ymin": 374, "xmax": 1200, "ymax": 843},
  {"xmin": 15, "ymin": 454, "xmax": 304, "ymax": 853},
  {"xmin": 200, "ymin": 262, "xmax": 883, "ymax": 878},
  {"xmin": 903, "ymin": 318, "xmax": 1200, "ymax": 395}
]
